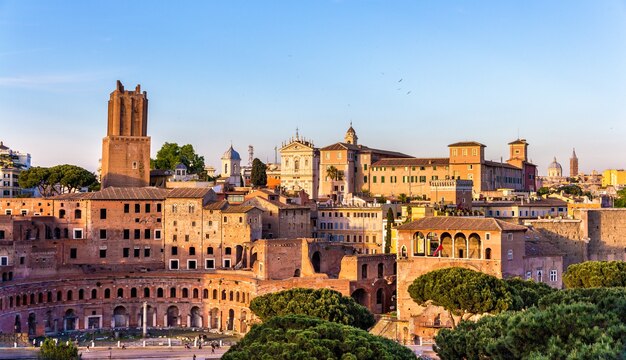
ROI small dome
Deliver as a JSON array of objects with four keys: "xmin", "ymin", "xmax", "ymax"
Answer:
[
  {"xmin": 222, "ymin": 145, "xmax": 241, "ymax": 161},
  {"xmin": 548, "ymin": 157, "xmax": 562, "ymax": 171},
  {"xmin": 175, "ymin": 163, "xmax": 187, "ymax": 170}
]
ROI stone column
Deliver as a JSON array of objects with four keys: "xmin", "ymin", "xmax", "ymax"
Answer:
[{"xmin": 142, "ymin": 302, "xmax": 147, "ymax": 337}]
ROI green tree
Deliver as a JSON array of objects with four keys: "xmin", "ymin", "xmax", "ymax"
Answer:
[
  {"xmin": 398, "ymin": 193, "xmax": 409, "ymax": 203},
  {"xmin": 38, "ymin": 338, "xmax": 80, "ymax": 360},
  {"xmin": 557, "ymin": 184, "xmax": 583, "ymax": 196},
  {"xmin": 434, "ymin": 302, "xmax": 626, "ymax": 360},
  {"xmin": 250, "ymin": 158, "xmax": 267, "ymax": 187},
  {"xmin": 615, "ymin": 188, "xmax": 626, "ymax": 208},
  {"xmin": 504, "ymin": 277, "xmax": 555, "ymax": 310},
  {"xmin": 326, "ymin": 165, "xmax": 342, "ymax": 181},
  {"xmin": 152, "ymin": 142, "xmax": 205, "ymax": 174},
  {"xmin": 249, "ymin": 288, "xmax": 375, "ymax": 330},
  {"xmin": 19, "ymin": 165, "xmax": 98, "ymax": 197},
  {"xmin": 537, "ymin": 187, "xmax": 550, "ymax": 196},
  {"xmin": 563, "ymin": 261, "xmax": 626, "ymax": 288},
  {"xmin": 384, "ymin": 207, "xmax": 394, "ymax": 254},
  {"xmin": 222, "ymin": 315, "xmax": 416, "ymax": 360},
  {"xmin": 408, "ymin": 267, "xmax": 513, "ymax": 328}
]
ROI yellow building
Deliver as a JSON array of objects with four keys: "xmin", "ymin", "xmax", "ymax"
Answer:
[{"xmin": 602, "ymin": 169, "xmax": 626, "ymax": 187}]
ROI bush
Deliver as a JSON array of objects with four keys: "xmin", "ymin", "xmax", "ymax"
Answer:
[
  {"xmin": 38, "ymin": 338, "xmax": 79, "ymax": 360},
  {"xmin": 222, "ymin": 315, "xmax": 416, "ymax": 360},
  {"xmin": 249, "ymin": 288, "xmax": 375, "ymax": 330}
]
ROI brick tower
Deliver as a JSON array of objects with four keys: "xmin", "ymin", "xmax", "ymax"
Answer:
[
  {"xmin": 101, "ymin": 80, "xmax": 151, "ymax": 188},
  {"xmin": 570, "ymin": 148, "xmax": 578, "ymax": 178}
]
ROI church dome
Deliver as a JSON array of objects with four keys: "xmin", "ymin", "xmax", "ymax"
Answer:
[
  {"xmin": 547, "ymin": 157, "xmax": 562, "ymax": 178},
  {"xmin": 549, "ymin": 157, "xmax": 562, "ymax": 171},
  {"xmin": 175, "ymin": 163, "xmax": 187, "ymax": 170},
  {"xmin": 222, "ymin": 145, "xmax": 241, "ymax": 161}
]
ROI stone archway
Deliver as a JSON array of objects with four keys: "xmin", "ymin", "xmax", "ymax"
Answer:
[
  {"xmin": 209, "ymin": 308, "xmax": 219, "ymax": 329},
  {"xmin": 28, "ymin": 313, "xmax": 36, "ymax": 336},
  {"xmin": 167, "ymin": 306, "xmax": 179, "ymax": 327},
  {"xmin": 240, "ymin": 310, "xmax": 248, "ymax": 333},
  {"xmin": 190, "ymin": 306, "xmax": 202, "ymax": 328},
  {"xmin": 64, "ymin": 309, "xmax": 76, "ymax": 331},
  {"xmin": 113, "ymin": 306, "xmax": 128, "ymax": 328},
  {"xmin": 312, "ymin": 251, "xmax": 321, "ymax": 273},
  {"xmin": 227, "ymin": 309, "xmax": 235, "ymax": 331},
  {"xmin": 14, "ymin": 314, "xmax": 21, "ymax": 333},
  {"xmin": 351, "ymin": 288, "xmax": 368, "ymax": 307}
]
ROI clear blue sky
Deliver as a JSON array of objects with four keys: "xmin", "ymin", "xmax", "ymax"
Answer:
[{"xmin": 1, "ymin": 1, "xmax": 625, "ymax": 175}]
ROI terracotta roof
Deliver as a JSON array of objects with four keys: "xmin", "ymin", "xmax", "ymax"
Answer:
[
  {"xmin": 484, "ymin": 160, "xmax": 521, "ymax": 170},
  {"xmin": 203, "ymin": 200, "xmax": 229, "ymax": 210},
  {"xmin": 243, "ymin": 196, "xmax": 309, "ymax": 210},
  {"xmin": 319, "ymin": 142, "xmax": 410, "ymax": 158},
  {"xmin": 50, "ymin": 192, "xmax": 91, "ymax": 200},
  {"xmin": 167, "ymin": 188, "xmax": 213, "ymax": 198},
  {"xmin": 474, "ymin": 199, "xmax": 568, "ymax": 207},
  {"xmin": 88, "ymin": 187, "xmax": 169, "ymax": 200},
  {"xmin": 372, "ymin": 157, "xmax": 449, "ymax": 167},
  {"xmin": 222, "ymin": 205, "xmax": 258, "ymax": 213},
  {"xmin": 508, "ymin": 139, "xmax": 528, "ymax": 145},
  {"xmin": 448, "ymin": 141, "xmax": 486, "ymax": 147},
  {"xmin": 396, "ymin": 216, "xmax": 528, "ymax": 232}
]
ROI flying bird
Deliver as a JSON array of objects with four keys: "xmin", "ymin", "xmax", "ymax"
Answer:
[
  {"xmin": 406, "ymin": 91, "xmax": 411, "ymax": 95},
  {"xmin": 398, "ymin": 78, "xmax": 403, "ymax": 82}
]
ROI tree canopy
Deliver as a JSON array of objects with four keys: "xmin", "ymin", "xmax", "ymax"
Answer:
[
  {"xmin": 249, "ymin": 288, "xmax": 375, "ymax": 330},
  {"xmin": 326, "ymin": 165, "xmax": 343, "ymax": 181},
  {"xmin": 19, "ymin": 165, "xmax": 98, "ymax": 197},
  {"xmin": 38, "ymin": 338, "xmax": 80, "ymax": 360},
  {"xmin": 222, "ymin": 315, "xmax": 416, "ymax": 360},
  {"xmin": 504, "ymin": 277, "xmax": 556, "ymax": 310},
  {"xmin": 615, "ymin": 188, "xmax": 626, "ymax": 208},
  {"xmin": 434, "ymin": 302, "xmax": 626, "ymax": 360},
  {"xmin": 250, "ymin": 158, "xmax": 267, "ymax": 187},
  {"xmin": 563, "ymin": 261, "xmax": 626, "ymax": 288},
  {"xmin": 384, "ymin": 208, "xmax": 393, "ymax": 254},
  {"xmin": 408, "ymin": 267, "xmax": 513, "ymax": 328},
  {"xmin": 151, "ymin": 142, "xmax": 205, "ymax": 174}
]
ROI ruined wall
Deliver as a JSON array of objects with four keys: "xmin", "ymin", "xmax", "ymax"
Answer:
[{"xmin": 526, "ymin": 219, "xmax": 586, "ymax": 268}]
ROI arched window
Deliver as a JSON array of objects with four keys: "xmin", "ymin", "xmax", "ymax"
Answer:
[
  {"xmin": 74, "ymin": 209, "xmax": 82, "ymax": 219},
  {"xmin": 182, "ymin": 288, "xmax": 189, "ymax": 298},
  {"xmin": 67, "ymin": 290, "xmax": 73, "ymax": 301},
  {"xmin": 144, "ymin": 287, "xmax": 150, "ymax": 298},
  {"xmin": 91, "ymin": 289, "xmax": 97, "ymax": 299},
  {"xmin": 203, "ymin": 289, "xmax": 209, "ymax": 299},
  {"xmin": 213, "ymin": 289, "xmax": 218, "ymax": 299},
  {"xmin": 193, "ymin": 288, "xmax": 199, "ymax": 299},
  {"xmin": 117, "ymin": 288, "xmax": 123, "ymax": 298},
  {"xmin": 221, "ymin": 290, "xmax": 226, "ymax": 300},
  {"xmin": 485, "ymin": 248, "xmax": 492, "ymax": 260},
  {"xmin": 400, "ymin": 245, "xmax": 407, "ymax": 258},
  {"xmin": 130, "ymin": 288, "xmax": 137, "ymax": 298},
  {"xmin": 104, "ymin": 289, "xmax": 111, "ymax": 299},
  {"xmin": 376, "ymin": 288, "xmax": 383, "ymax": 305},
  {"xmin": 412, "ymin": 232, "xmax": 426, "ymax": 256},
  {"xmin": 189, "ymin": 247, "xmax": 196, "ymax": 256},
  {"xmin": 170, "ymin": 287, "xmax": 177, "ymax": 298},
  {"xmin": 229, "ymin": 291, "xmax": 234, "ymax": 301},
  {"xmin": 361, "ymin": 264, "xmax": 368, "ymax": 279},
  {"xmin": 78, "ymin": 289, "xmax": 84, "ymax": 300},
  {"xmin": 378, "ymin": 263, "xmax": 384, "ymax": 278},
  {"xmin": 426, "ymin": 232, "xmax": 439, "ymax": 257},
  {"xmin": 57, "ymin": 291, "xmax": 62, "ymax": 301},
  {"xmin": 157, "ymin": 288, "xmax": 164, "ymax": 298}
]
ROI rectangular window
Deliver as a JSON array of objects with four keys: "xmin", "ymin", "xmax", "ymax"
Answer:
[
  {"xmin": 188, "ymin": 260, "xmax": 197, "ymax": 270},
  {"xmin": 224, "ymin": 259, "xmax": 231, "ymax": 268},
  {"xmin": 0, "ymin": 256, "xmax": 8, "ymax": 266},
  {"xmin": 537, "ymin": 270, "xmax": 543, "ymax": 282},
  {"xmin": 99, "ymin": 229, "xmax": 107, "ymax": 240},
  {"xmin": 123, "ymin": 248, "xmax": 130, "ymax": 257},
  {"xmin": 381, "ymin": 176, "xmax": 385, "ymax": 183},
  {"xmin": 485, "ymin": 233, "xmax": 491, "ymax": 240},
  {"xmin": 144, "ymin": 229, "xmax": 151, "ymax": 239},
  {"xmin": 100, "ymin": 208, "xmax": 107, "ymax": 219},
  {"xmin": 145, "ymin": 204, "xmax": 151, "ymax": 213},
  {"xmin": 154, "ymin": 230, "xmax": 162, "ymax": 240},
  {"xmin": 123, "ymin": 229, "xmax": 130, "ymax": 239},
  {"xmin": 185, "ymin": 234, "xmax": 190, "ymax": 242},
  {"xmin": 157, "ymin": 203, "xmax": 162, "ymax": 212},
  {"xmin": 134, "ymin": 229, "xmax": 141, "ymax": 239},
  {"xmin": 99, "ymin": 249, "xmax": 107, "ymax": 258},
  {"xmin": 507, "ymin": 249, "xmax": 513, "ymax": 260},
  {"xmin": 0, "ymin": 230, "xmax": 4, "ymax": 240},
  {"xmin": 419, "ymin": 176, "xmax": 426, "ymax": 183},
  {"xmin": 124, "ymin": 204, "xmax": 130, "ymax": 213},
  {"xmin": 144, "ymin": 247, "xmax": 151, "ymax": 257},
  {"xmin": 73, "ymin": 229, "xmax": 83, "ymax": 239},
  {"xmin": 373, "ymin": 176, "xmax": 377, "ymax": 183},
  {"xmin": 169, "ymin": 259, "xmax": 179, "ymax": 270},
  {"xmin": 134, "ymin": 204, "xmax": 140, "ymax": 213},
  {"xmin": 526, "ymin": 271, "xmax": 532, "ymax": 280},
  {"xmin": 205, "ymin": 259, "xmax": 215, "ymax": 269},
  {"xmin": 550, "ymin": 270, "xmax": 557, "ymax": 282},
  {"xmin": 134, "ymin": 248, "xmax": 140, "ymax": 257},
  {"xmin": 70, "ymin": 248, "xmax": 77, "ymax": 259}
]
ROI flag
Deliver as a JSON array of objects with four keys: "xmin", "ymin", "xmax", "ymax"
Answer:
[{"xmin": 433, "ymin": 243, "xmax": 444, "ymax": 256}]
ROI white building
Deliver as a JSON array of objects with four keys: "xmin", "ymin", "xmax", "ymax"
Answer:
[
  {"xmin": 280, "ymin": 131, "xmax": 319, "ymax": 199},
  {"xmin": 0, "ymin": 141, "xmax": 31, "ymax": 198}
]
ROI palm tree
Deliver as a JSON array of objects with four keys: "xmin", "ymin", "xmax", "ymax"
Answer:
[{"xmin": 326, "ymin": 166, "xmax": 343, "ymax": 181}]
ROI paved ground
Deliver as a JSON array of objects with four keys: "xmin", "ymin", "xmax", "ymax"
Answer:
[{"xmin": 0, "ymin": 346, "xmax": 229, "ymax": 359}]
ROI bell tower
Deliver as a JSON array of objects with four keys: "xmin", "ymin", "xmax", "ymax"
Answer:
[{"xmin": 101, "ymin": 80, "xmax": 151, "ymax": 188}]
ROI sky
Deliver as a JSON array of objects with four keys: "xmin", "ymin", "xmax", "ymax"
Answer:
[{"xmin": 1, "ymin": 1, "xmax": 626, "ymax": 175}]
